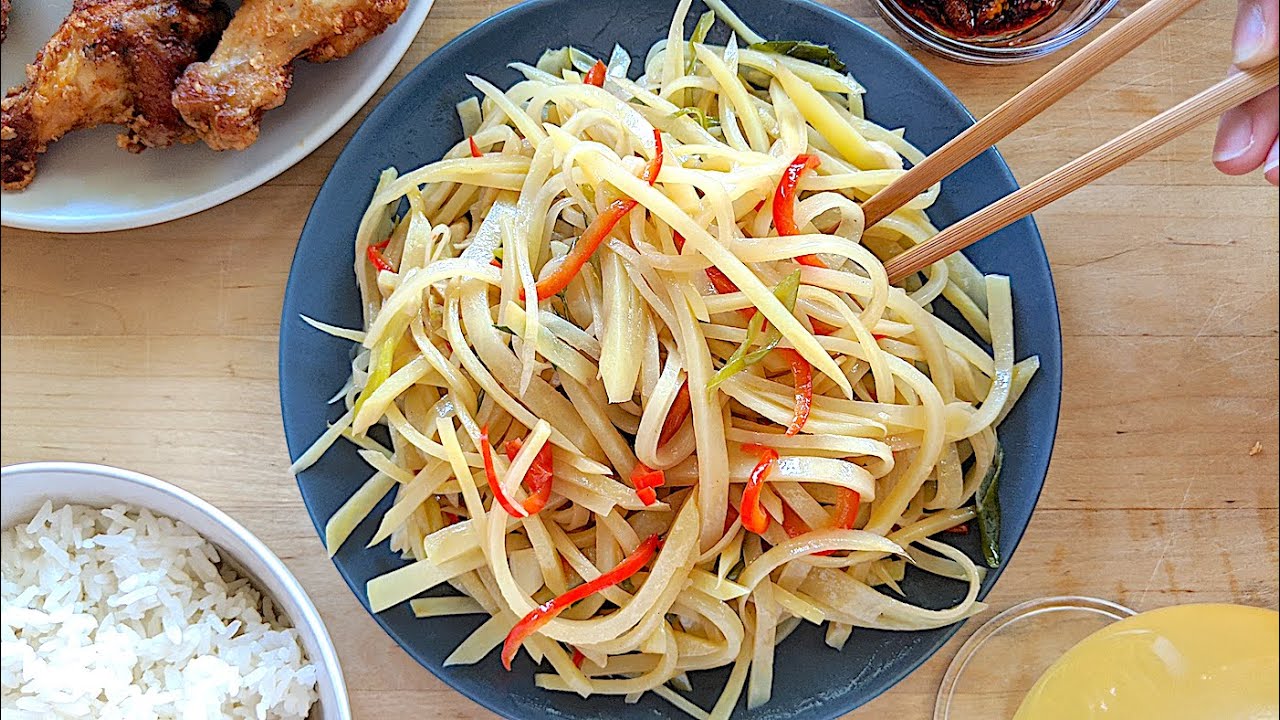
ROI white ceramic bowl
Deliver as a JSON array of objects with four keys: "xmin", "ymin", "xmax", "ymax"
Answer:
[{"xmin": 0, "ymin": 462, "xmax": 350, "ymax": 720}]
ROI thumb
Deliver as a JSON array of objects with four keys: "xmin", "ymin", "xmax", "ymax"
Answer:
[{"xmin": 1233, "ymin": 0, "xmax": 1279, "ymax": 68}]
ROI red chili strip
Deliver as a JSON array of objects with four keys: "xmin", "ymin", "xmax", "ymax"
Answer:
[
  {"xmin": 740, "ymin": 443, "xmax": 778, "ymax": 534},
  {"xmin": 781, "ymin": 504, "xmax": 814, "ymax": 539},
  {"xmin": 832, "ymin": 488, "xmax": 862, "ymax": 530},
  {"xmin": 631, "ymin": 463, "xmax": 665, "ymax": 490},
  {"xmin": 367, "ymin": 238, "xmax": 395, "ymax": 272},
  {"xmin": 658, "ymin": 381, "xmax": 692, "ymax": 447},
  {"xmin": 520, "ymin": 130, "xmax": 663, "ymax": 301},
  {"xmin": 779, "ymin": 488, "xmax": 861, "ymax": 556},
  {"xmin": 571, "ymin": 647, "xmax": 587, "ymax": 668},
  {"xmin": 480, "ymin": 425, "xmax": 526, "ymax": 518},
  {"xmin": 502, "ymin": 534, "xmax": 661, "ymax": 669},
  {"xmin": 810, "ymin": 317, "xmax": 840, "ymax": 335},
  {"xmin": 468, "ymin": 136, "xmax": 482, "ymax": 158},
  {"xmin": 780, "ymin": 506, "xmax": 835, "ymax": 556},
  {"xmin": 772, "ymin": 154, "xmax": 826, "ymax": 268},
  {"xmin": 583, "ymin": 60, "xmax": 607, "ymax": 87},
  {"xmin": 779, "ymin": 349, "xmax": 813, "ymax": 436},
  {"xmin": 723, "ymin": 504, "xmax": 740, "ymax": 533},
  {"xmin": 780, "ymin": 503, "xmax": 805, "ymax": 538},
  {"xmin": 631, "ymin": 462, "xmax": 665, "ymax": 506},
  {"xmin": 503, "ymin": 437, "xmax": 555, "ymax": 514},
  {"xmin": 673, "ymin": 232, "xmax": 756, "ymax": 320}
]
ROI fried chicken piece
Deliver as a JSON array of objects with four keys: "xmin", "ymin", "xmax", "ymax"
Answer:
[
  {"xmin": 0, "ymin": 0, "xmax": 229, "ymax": 191},
  {"xmin": 1, "ymin": 0, "xmax": 10, "ymax": 44},
  {"xmin": 172, "ymin": 0, "xmax": 408, "ymax": 151}
]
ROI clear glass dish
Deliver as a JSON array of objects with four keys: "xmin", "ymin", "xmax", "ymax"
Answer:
[
  {"xmin": 874, "ymin": 0, "xmax": 1122, "ymax": 65},
  {"xmin": 934, "ymin": 596, "xmax": 1137, "ymax": 719}
]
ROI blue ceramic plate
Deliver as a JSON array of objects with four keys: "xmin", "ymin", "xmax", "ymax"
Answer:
[{"xmin": 279, "ymin": 1, "xmax": 1062, "ymax": 718}]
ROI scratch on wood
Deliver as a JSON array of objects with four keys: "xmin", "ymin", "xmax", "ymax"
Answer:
[{"xmin": 1136, "ymin": 478, "xmax": 1194, "ymax": 608}]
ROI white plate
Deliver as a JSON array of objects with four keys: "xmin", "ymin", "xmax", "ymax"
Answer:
[{"xmin": 0, "ymin": 0, "xmax": 433, "ymax": 233}]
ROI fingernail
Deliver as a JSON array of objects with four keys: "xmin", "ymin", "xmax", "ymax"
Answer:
[
  {"xmin": 1213, "ymin": 106, "xmax": 1255, "ymax": 163},
  {"xmin": 1233, "ymin": 0, "xmax": 1268, "ymax": 66},
  {"xmin": 1265, "ymin": 141, "xmax": 1279, "ymax": 183}
]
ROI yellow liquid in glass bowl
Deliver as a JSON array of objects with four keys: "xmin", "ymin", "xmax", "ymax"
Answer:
[{"xmin": 1014, "ymin": 604, "xmax": 1279, "ymax": 720}]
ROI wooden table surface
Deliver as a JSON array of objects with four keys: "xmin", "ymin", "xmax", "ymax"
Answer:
[{"xmin": 2, "ymin": 0, "xmax": 1277, "ymax": 717}]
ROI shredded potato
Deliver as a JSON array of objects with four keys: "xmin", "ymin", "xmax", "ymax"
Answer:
[{"xmin": 293, "ymin": 2, "xmax": 1038, "ymax": 716}]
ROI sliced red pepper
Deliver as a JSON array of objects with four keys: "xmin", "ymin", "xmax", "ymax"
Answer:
[
  {"xmin": 524, "ymin": 199, "xmax": 631, "ymax": 301},
  {"xmin": 367, "ymin": 238, "xmax": 395, "ymax": 273},
  {"xmin": 490, "ymin": 258, "xmax": 502, "ymax": 268},
  {"xmin": 773, "ymin": 154, "xmax": 826, "ymax": 268},
  {"xmin": 583, "ymin": 59, "xmax": 607, "ymax": 87},
  {"xmin": 502, "ymin": 534, "xmax": 661, "ymax": 669},
  {"xmin": 631, "ymin": 462, "xmax": 665, "ymax": 506},
  {"xmin": 480, "ymin": 425, "xmax": 527, "ymax": 518},
  {"xmin": 443, "ymin": 511, "xmax": 460, "ymax": 526},
  {"xmin": 780, "ymin": 488, "xmax": 859, "ymax": 556},
  {"xmin": 636, "ymin": 487, "xmax": 658, "ymax": 506},
  {"xmin": 706, "ymin": 267, "xmax": 745, "ymax": 298},
  {"xmin": 944, "ymin": 523, "xmax": 970, "ymax": 535},
  {"xmin": 780, "ymin": 505, "xmax": 834, "ymax": 555},
  {"xmin": 781, "ymin": 503, "xmax": 814, "ymax": 539},
  {"xmin": 810, "ymin": 317, "xmax": 840, "ymax": 335},
  {"xmin": 631, "ymin": 463, "xmax": 665, "ymax": 490},
  {"xmin": 673, "ymin": 231, "xmax": 756, "ymax": 320},
  {"xmin": 521, "ymin": 130, "xmax": 663, "ymax": 301},
  {"xmin": 571, "ymin": 646, "xmax": 586, "ymax": 668},
  {"xmin": 648, "ymin": 132, "xmax": 664, "ymax": 183},
  {"xmin": 779, "ymin": 349, "xmax": 813, "ymax": 436},
  {"xmin": 504, "ymin": 437, "xmax": 555, "ymax": 514},
  {"xmin": 723, "ymin": 504, "xmax": 740, "ymax": 533},
  {"xmin": 740, "ymin": 443, "xmax": 778, "ymax": 534},
  {"xmin": 833, "ymin": 487, "xmax": 862, "ymax": 530},
  {"xmin": 658, "ymin": 381, "xmax": 692, "ymax": 447},
  {"xmin": 468, "ymin": 136, "xmax": 482, "ymax": 158}
]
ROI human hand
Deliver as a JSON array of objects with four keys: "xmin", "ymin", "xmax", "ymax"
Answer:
[{"xmin": 1213, "ymin": 0, "xmax": 1278, "ymax": 185}]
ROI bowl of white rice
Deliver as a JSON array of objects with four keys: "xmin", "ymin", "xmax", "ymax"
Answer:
[{"xmin": 1, "ymin": 462, "xmax": 350, "ymax": 720}]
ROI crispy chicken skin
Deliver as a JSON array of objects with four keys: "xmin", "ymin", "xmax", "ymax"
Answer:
[
  {"xmin": 0, "ymin": 0, "xmax": 229, "ymax": 191},
  {"xmin": 2, "ymin": 0, "xmax": 10, "ymax": 44},
  {"xmin": 172, "ymin": 0, "xmax": 408, "ymax": 151}
]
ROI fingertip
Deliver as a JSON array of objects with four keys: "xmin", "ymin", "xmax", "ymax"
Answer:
[
  {"xmin": 1214, "ymin": 88, "xmax": 1279, "ymax": 176},
  {"xmin": 1232, "ymin": 0, "xmax": 1280, "ymax": 69},
  {"xmin": 1265, "ymin": 138, "xmax": 1279, "ymax": 185},
  {"xmin": 1213, "ymin": 106, "xmax": 1260, "ymax": 174}
]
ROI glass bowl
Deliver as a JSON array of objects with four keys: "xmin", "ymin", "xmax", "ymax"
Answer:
[
  {"xmin": 874, "ymin": 0, "xmax": 1122, "ymax": 64},
  {"xmin": 934, "ymin": 596, "xmax": 1137, "ymax": 719}
]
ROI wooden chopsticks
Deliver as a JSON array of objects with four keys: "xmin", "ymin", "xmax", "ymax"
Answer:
[
  {"xmin": 860, "ymin": 0, "xmax": 1208, "ymax": 226},
  {"xmin": 882, "ymin": 57, "xmax": 1279, "ymax": 283},
  {"xmin": 860, "ymin": 0, "xmax": 1206, "ymax": 228}
]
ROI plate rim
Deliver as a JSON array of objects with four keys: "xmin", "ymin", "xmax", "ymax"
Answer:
[
  {"xmin": 0, "ymin": 0, "xmax": 435, "ymax": 234},
  {"xmin": 279, "ymin": 0, "xmax": 1063, "ymax": 717}
]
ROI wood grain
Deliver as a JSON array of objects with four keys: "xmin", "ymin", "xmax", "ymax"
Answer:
[
  {"xmin": 883, "ymin": 57, "xmax": 1280, "ymax": 280},
  {"xmin": 1, "ymin": 1, "xmax": 1276, "ymax": 718}
]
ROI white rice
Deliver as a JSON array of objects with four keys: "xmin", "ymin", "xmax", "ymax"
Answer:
[{"xmin": 1, "ymin": 502, "xmax": 319, "ymax": 719}]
